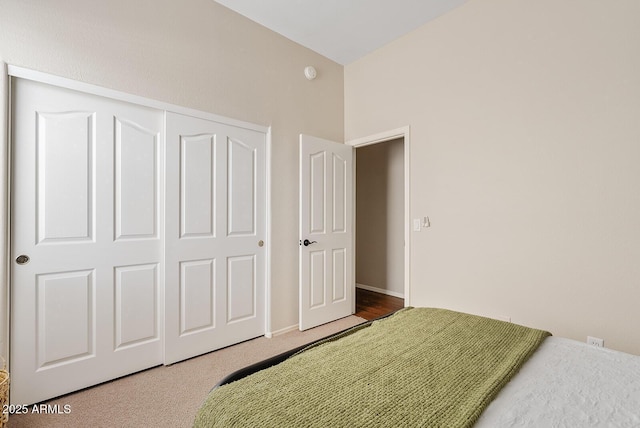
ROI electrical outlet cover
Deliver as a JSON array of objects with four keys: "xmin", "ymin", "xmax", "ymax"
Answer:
[{"xmin": 587, "ymin": 336, "xmax": 604, "ymax": 347}]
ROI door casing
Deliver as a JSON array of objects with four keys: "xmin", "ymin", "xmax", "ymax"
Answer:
[{"xmin": 346, "ymin": 126, "xmax": 411, "ymax": 307}]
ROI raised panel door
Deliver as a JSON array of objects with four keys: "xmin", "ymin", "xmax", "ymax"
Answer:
[{"xmin": 11, "ymin": 78, "xmax": 163, "ymax": 404}]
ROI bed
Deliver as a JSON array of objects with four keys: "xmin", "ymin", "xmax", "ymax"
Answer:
[{"xmin": 194, "ymin": 307, "xmax": 640, "ymax": 427}]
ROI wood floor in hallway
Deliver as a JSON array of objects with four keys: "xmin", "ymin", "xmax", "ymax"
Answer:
[{"xmin": 354, "ymin": 287, "xmax": 404, "ymax": 321}]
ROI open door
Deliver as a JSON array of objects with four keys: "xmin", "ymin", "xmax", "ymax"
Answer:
[{"xmin": 299, "ymin": 134, "xmax": 354, "ymax": 330}]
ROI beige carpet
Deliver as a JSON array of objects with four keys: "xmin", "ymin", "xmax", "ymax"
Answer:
[{"xmin": 8, "ymin": 316, "xmax": 365, "ymax": 428}]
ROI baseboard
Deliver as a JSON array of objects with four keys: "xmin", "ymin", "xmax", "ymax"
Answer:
[
  {"xmin": 265, "ymin": 323, "xmax": 298, "ymax": 338},
  {"xmin": 267, "ymin": 284, "xmax": 403, "ymax": 338},
  {"xmin": 356, "ymin": 283, "xmax": 404, "ymax": 299}
]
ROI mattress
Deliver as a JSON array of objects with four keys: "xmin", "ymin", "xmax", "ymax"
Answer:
[{"xmin": 475, "ymin": 336, "xmax": 640, "ymax": 427}]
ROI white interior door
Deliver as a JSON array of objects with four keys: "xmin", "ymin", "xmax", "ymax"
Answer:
[
  {"xmin": 164, "ymin": 112, "xmax": 265, "ymax": 364},
  {"xmin": 11, "ymin": 78, "xmax": 164, "ymax": 404},
  {"xmin": 299, "ymin": 134, "xmax": 354, "ymax": 330}
]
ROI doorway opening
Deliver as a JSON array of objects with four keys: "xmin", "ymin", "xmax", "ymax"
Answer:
[{"xmin": 347, "ymin": 128, "xmax": 410, "ymax": 320}]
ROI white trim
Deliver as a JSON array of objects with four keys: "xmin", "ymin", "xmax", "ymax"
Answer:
[
  {"xmin": 356, "ymin": 283, "xmax": 404, "ymax": 299},
  {"xmin": 350, "ymin": 151, "xmax": 357, "ymax": 315},
  {"xmin": 264, "ymin": 324, "xmax": 298, "ymax": 338},
  {"xmin": 264, "ymin": 127, "xmax": 272, "ymax": 337},
  {"xmin": 7, "ymin": 65, "xmax": 268, "ymax": 134},
  {"xmin": 347, "ymin": 126, "xmax": 411, "ymax": 306},
  {"xmin": 0, "ymin": 60, "xmax": 9, "ymax": 366},
  {"xmin": 347, "ymin": 126, "xmax": 409, "ymax": 149}
]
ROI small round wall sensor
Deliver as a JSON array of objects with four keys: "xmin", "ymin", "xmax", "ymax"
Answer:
[{"xmin": 304, "ymin": 66, "xmax": 317, "ymax": 80}]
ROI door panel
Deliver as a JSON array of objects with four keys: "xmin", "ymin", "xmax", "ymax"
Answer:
[
  {"xmin": 310, "ymin": 251, "xmax": 326, "ymax": 308},
  {"xmin": 180, "ymin": 259, "xmax": 216, "ymax": 334},
  {"xmin": 332, "ymin": 153, "xmax": 347, "ymax": 233},
  {"xmin": 228, "ymin": 139, "xmax": 256, "ymax": 235},
  {"xmin": 11, "ymin": 78, "xmax": 164, "ymax": 405},
  {"xmin": 333, "ymin": 248, "xmax": 347, "ymax": 301},
  {"xmin": 310, "ymin": 152, "xmax": 326, "ymax": 234},
  {"xmin": 299, "ymin": 134, "xmax": 353, "ymax": 330},
  {"xmin": 114, "ymin": 263, "xmax": 159, "ymax": 349},
  {"xmin": 37, "ymin": 270, "xmax": 94, "ymax": 368},
  {"xmin": 37, "ymin": 111, "xmax": 95, "ymax": 243},
  {"xmin": 165, "ymin": 112, "xmax": 265, "ymax": 364},
  {"xmin": 227, "ymin": 255, "xmax": 256, "ymax": 322},
  {"xmin": 115, "ymin": 118, "xmax": 159, "ymax": 239},
  {"xmin": 180, "ymin": 134, "xmax": 216, "ymax": 237}
]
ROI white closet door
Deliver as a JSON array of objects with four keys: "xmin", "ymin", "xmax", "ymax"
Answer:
[
  {"xmin": 11, "ymin": 78, "xmax": 164, "ymax": 405},
  {"xmin": 164, "ymin": 112, "xmax": 265, "ymax": 364}
]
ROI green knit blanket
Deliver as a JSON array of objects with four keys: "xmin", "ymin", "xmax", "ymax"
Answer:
[{"xmin": 194, "ymin": 307, "xmax": 550, "ymax": 428}]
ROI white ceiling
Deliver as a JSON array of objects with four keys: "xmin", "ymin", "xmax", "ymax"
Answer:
[{"xmin": 213, "ymin": 0, "xmax": 469, "ymax": 65}]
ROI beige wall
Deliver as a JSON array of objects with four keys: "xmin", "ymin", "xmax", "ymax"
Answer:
[
  {"xmin": 3, "ymin": 0, "xmax": 640, "ymax": 356},
  {"xmin": 346, "ymin": 0, "xmax": 640, "ymax": 354},
  {"xmin": 356, "ymin": 138, "xmax": 404, "ymax": 296},
  {"xmin": 0, "ymin": 0, "xmax": 344, "ymax": 342}
]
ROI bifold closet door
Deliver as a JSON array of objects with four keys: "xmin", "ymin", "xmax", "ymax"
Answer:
[
  {"xmin": 164, "ymin": 112, "xmax": 266, "ymax": 364},
  {"xmin": 11, "ymin": 78, "xmax": 164, "ymax": 405}
]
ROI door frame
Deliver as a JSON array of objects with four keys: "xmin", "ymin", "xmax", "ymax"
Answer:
[
  {"xmin": 0, "ymin": 64, "xmax": 272, "ymax": 371},
  {"xmin": 1, "ymin": 61, "xmax": 10, "ymax": 366},
  {"xmin": 346, "ymin": 126, "xmax": 411, "ymax": 307}
]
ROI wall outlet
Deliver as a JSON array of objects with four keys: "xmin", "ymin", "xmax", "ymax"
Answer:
[{"xmin": 587, "ymin": 336, "xmax": 604, "ymax": 348}]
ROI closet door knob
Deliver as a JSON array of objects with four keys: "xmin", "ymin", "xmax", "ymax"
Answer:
[
  {"xmin": 16, "ymin": 255, "xmax": 30, "ymax": 265},
  {"xmin": 301, "ymin": 239, "xmax": 317, "ymax": 247}
]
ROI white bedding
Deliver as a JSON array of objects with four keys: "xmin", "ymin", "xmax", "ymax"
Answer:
[{"xmin": 475, "ymin": 336, "xmax": 640, "ymax": 427}]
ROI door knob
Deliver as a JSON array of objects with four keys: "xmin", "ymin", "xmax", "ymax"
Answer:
[
  {"xmin": 16, "ymin": 255, "xmax": 30, "ymax": 265},
  {"xmin": 301, "ymin": 239, "xmax": 317, "ymax": 247}
]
